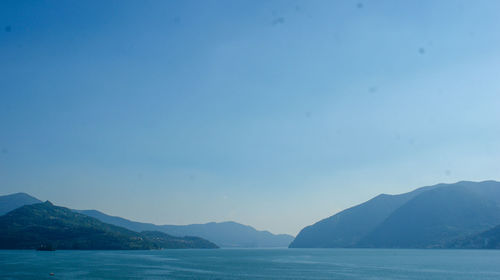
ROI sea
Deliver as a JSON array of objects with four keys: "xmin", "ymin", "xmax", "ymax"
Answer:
[{"xmin": 1, "ymin": 248, "xmax": 500, "ymax": 279}]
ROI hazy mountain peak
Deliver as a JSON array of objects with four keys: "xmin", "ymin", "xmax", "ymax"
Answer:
[
  {"xmin": 291, "ymin": 181, "xmax": 500, "ymax": 248},
  {"xmin": 0, "ymin": 192, "xmax": 42, "ymax": 216}
]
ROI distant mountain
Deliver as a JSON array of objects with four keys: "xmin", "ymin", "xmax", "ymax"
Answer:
[
  {"xmin": 0, "ymin": 193, "xmax": 41, "ymax": 215},
  {"xmin": 359, "ymin": 181, "xmax": 500, "ymax": 248},
  {"xmin": 77, "ymin": 209, "xmax": 294, "ymax": 248},
  {"xmin": 0, "ymin": 192, "xmax": 293, "ymax": 248},
  {"xmin": 289, "ymin": 185, "xmax": 434, "ymax": 248},
  {"xmin": 157, "ymin": 222, "xmax": 294, "ymax": 248},
  {"xmin": 290, "ymin": 181, "xmax": 500, "ymax": 248},
  {"xmin": 0, "ymin": 201, "xmax": 218, "ymax": 250}
]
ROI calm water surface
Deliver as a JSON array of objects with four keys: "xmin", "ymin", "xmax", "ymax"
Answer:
[{"xmin": 1, "ymin": 249, "xmax": 500, "ymax": 279}]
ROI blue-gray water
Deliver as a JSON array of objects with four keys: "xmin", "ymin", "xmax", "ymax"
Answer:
[{"xmin": 1, "ymin": 249, "xmax": 500, "ymax": 279}]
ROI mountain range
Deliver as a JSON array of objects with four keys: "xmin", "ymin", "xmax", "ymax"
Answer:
[
  {"xmin": 0, "ymin": 193, "xmax": 294, "ymax": 248},
  {"xmin": 290, "ymin": 181, "xmax": 500, "ymax": 249},
  {"xmin": 4, "ymin": 181, "xmax": 500, "ymax": 250},
  {"xmin": 0, "ymin": 201, "xmax": 217, "ymax": 250},
  {"xmin": 76, "ymin": 209, "xmax": 293, "ymax": 248}
]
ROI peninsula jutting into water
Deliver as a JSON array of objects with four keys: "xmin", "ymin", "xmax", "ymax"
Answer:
[{"xmin": 0, "ymin": 201, "xmax": 218, "ymax": 250}]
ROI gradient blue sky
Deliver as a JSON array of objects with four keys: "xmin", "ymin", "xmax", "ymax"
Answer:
[{"xmin": 1, "ymin": 0, "xmax": 500, "ymax": 235}]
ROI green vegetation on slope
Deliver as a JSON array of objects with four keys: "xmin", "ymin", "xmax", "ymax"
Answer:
[
  {"xmin": 141, "ymin": 231, "xmax": 218, "ymax": 249},
  {"xmin": 451, "ymin": 224, "xmax": 500, "ymax": 249},
  {"xmin": 0, "ymin": 202, "xmax": 218, "ymax": 250}
]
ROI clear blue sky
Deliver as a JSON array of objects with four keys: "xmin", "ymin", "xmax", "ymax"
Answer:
[{"xmin": 1, "ymin": 0, "xmax": 500, "ymax": 235}]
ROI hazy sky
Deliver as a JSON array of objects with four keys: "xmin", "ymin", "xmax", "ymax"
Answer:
[{"xmin": 1, "ymin": 0, "xmax": 500, "ymax": 235}]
